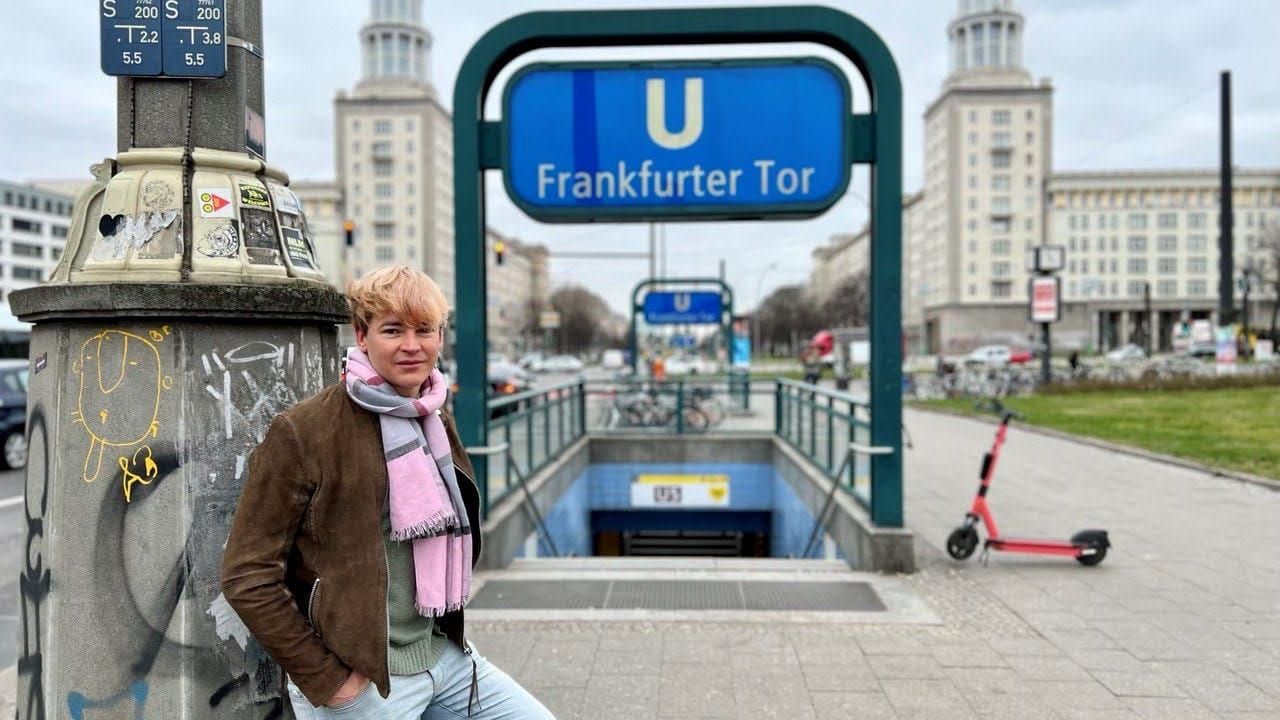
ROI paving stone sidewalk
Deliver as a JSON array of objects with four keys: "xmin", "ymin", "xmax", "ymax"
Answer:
[
  {"xmin": 4, "ymin": 408, "xmax": 1278, "ymax": 719},
  {"xmin": 464, "ymin": 409, "xmax": 1280, "ymax": 719}
]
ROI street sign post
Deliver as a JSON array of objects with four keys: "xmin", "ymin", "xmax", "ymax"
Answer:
[
  {"xmin": 643, "ymin": 291, "xmax": 723, "ymax": 324},
  {"xmin": 1029, "ymin": 277, "xmax": 1061, "ymax": 323},
  {"xmin": 101, "ymin": 0, "xmax": 227, "ymax": 79},
  {"xmin": 504, "ymin": 59, "xmax": 851, "ymax": 222}
]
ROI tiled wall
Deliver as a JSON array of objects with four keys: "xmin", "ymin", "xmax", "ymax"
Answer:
[{"xmin": 523, "ymin": 463, "xmax": 833, "ymax": 559}]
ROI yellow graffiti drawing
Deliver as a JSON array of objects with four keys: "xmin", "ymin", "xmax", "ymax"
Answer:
[
  {"xmin": 69, "ymin": 329, "xmax": 169, "ymax": 501},
  {"xmin": 120, "ymin": 446, "xmax": 159, "ymax": 502}
]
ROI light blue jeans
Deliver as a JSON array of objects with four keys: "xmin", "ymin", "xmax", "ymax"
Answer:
[{"xmin": 287, "ymin": 641, "xmax": 555, "ymax": 720}]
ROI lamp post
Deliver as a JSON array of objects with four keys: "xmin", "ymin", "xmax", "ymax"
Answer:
[{"xmin": 753, "ymin": 262, "xmax": 779, "ymax": 356}]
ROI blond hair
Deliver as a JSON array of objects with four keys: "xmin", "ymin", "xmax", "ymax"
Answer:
[{"xmin": 347, "ymin": 265, "xmax": 450, "ymax": 333}]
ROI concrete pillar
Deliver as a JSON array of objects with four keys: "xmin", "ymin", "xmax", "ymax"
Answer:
[{"xmin": 13, "ymin": 2, "xmax": 347, "ymax": 718}]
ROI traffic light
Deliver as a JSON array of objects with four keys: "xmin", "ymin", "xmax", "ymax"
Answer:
[
  {"xmin": 494, "ymin": 241, "xmax": 505, "ymax": 265},
  {"xmin": 343, "ymin": 220, "xmax": 355, "ymax": 247}
]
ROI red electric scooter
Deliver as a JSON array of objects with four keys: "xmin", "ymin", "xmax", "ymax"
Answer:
[{"xmin": 945, "ymin": 399, "xmax": 1110, "ymax": 566}]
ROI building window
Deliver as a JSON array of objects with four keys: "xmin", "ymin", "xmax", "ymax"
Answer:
[
  {"xmin": 1186, "ymin": 235, "xmax": 1207, "ymax": 251},
  {"xmin": 375, "ymin": 120, "xmax": 392, "ymax": 134},
  {"xmin": 1126, "ymin": 236, "xmax": 1147, "ymax": 252},
  {"xmin": 992, "ymin": 240, "xmax": 1010, "ymax": 255},
  {"xmin": 374, "ymin": 160, "xmax": 393, "ymax": 177},
  {"xmin": 12, "ymin": 266, "xmax": 42, "ymax": 281},
  {"xmin": 992, "ymin": 110, "xmax": 1010, "ymax": 125},
  {"xmin": 992, "ymin": 152, "xmax": 1011, "ymax": 168},
  {"xmin": 969, "ymin": 110, "xmax": 977, "ymax": 123},
  {"xmin": 375, "ymin": 223, "xmax": 394, "ymax": 240},
  {"xmin": 51, "ymin": 247, "xmax": 62, "ymax": 260},
  {"xmin": 968, "ymin": 176, "xmax": 977, "ymax": 189},
  {"xmin": 376, "ymin": 183, "xmax": 393, "ymax": 198},
  {"xmin": 10, "ymin": 219, "xmax": 41, "ymax": 234},
  {"xmin": 1127, "ymin": 258, "xmax": 1147, "ymax": 274},
  {"xmin": 372, "ymin": 141, "xmax": 393, "ymax": 156},
  {"xmin": 1157, "ymin": 212, "xmax": 1178, "ymax": 229},
  {"xmin": 968, "ymin": 284, "xmax": 977, "ymax": 297},
  {"xmin": 992, "ymin": 262, "xmax": 1011, "ymax": 277},
  {"xmin": 969, "ymin": 154, "xmax": 977, "ymax": 167},
  {"xmin": 1187, "ymin": 257, "xmax": 1208, "ymax": 273},
  {"xmin": 1127, "ymin": 281, "xmax": 1147, "ymax": 297},
  {"xmin": 991, "ymin": 197, "xmax": 1011, "ymax": 214},
  {"xmin": 1188, "ymin": 279, "xmax": 1207, "ymax": 296},
  {"xmin": 376, "ymin": 205, "xmax": 393, "ymax": 219},
  {"xmin": 991, "ymin": 218, "xmax": 1011, "ymax": 233},
  {"xmin": 1127, "ymin": 213, "xmax": 1148, "ymax": 230},
  {"xmin": 407, "ymin": 245, "xmax": 416, "ymax": 259},
  {"xmin": 1025, "ymin": 109, "xmax": 1034, "ymax": 122},
  {"xmin": 1024, "ymin": 218, "xmax": 1033, "ymax": 231},
  {"xmin": 375, "ymin": 246, "xmax": 394, "ymax": 262},
  {"xmin": 990, "ymin": 281, "xmax": 1012, "ymax": 298},
  {"xmin": 992, "ymin": 132, "xmax": 1011, "ymax": 148},
  {"xmin": 1081, "ymin": 259, "xmax": 1090, "ymax": 273},
  {"xmin": 1069, "ymin": 215, "xmax": 1077, "ymax": 231},
  {"xmin": 1157, "ymin": 280, "xmax": 1177, "ymax": 297},
  {"xmin": 992, "ymin": 175, "xmax": 1010, "ymax": 191},
  {"xmin": 1025, "ymin": 131, "xmax": 1034, "ymax": 144},
  {"xmin": 1188, "ymin": 212, "xmax": 1207, "ymax": 229},
  {"xmin": 1157, "ymin": 257, "xmax": 1177, "ymax": 274},
  {"xmin": 51, "ymin": 225, "xmax": 69, "ymax": 239},
  {"xmin": 11, "ymin": 242, "xmax": 42, "ymax": 258}
]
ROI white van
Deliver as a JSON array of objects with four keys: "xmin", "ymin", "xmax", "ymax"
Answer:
[{"xmin": 601, "ymin": 349, "xmax": 625, "ymax": 369}]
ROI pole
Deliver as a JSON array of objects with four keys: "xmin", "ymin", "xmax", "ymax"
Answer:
[
  {"xmin": 648, "ymin": 222, "xmax": 656, "ymax": 281},
  {"xmin": 1218, "ymin": 70, "xmax": 1234, "ymax": 324},
  {"xmin": 1040, "ymin": 322, "xmax": 1051, "ymax": 385},
  {"xmin": 1143, "ymin": 280, "xmax": 1152, "ymax": 356}
]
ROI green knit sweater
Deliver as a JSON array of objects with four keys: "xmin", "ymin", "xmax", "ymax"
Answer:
[{"xmin": 382, "ymin": 512, "xmax": 448, "ymax": 674}]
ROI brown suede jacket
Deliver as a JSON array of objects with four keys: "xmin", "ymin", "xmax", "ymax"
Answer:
[{"xmin": 220, "ymin": 383, "xmax": 482, "ymax": 708}]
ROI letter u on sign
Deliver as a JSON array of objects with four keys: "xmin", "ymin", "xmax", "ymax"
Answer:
[{"xmin": 646, "ymin": 78, "xmax": 703, "ymax": 150}]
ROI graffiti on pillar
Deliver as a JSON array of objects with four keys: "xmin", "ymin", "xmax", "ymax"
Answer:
[
  {"xmin": 18, "ymin": 408, "xmax": 50, "ymax": 720},
  {"xmin": 202, "ymin": 339, "xmax": 301, "ymax": 454},
  {"xmin": 70, "ymin": 327, "xmax": 173, "ymax": 503},
  {"xmin": 67, "ymin": 680, "xmax": 149, "ymax": 720}
]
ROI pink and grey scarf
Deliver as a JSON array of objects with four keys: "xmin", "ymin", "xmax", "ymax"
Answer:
[{"xmin": 344, "ymin": 349, "xmax": 472, "ymax": 616}]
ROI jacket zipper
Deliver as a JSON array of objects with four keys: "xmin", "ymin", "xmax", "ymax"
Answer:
[{"xmin": 307, "ymin": 578, "xmax": 321, "ymax": 628}]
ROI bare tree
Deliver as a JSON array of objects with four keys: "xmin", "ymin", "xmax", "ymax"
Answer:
[
  {"xmin": 549, "ymin": 284, "xmax": 613, "ymax": 354},
  {"xmin": 755, "ymin": 284, "xmax": 824, "ymax": 356},
  {"xmin": 821, "ymin": 271, "xmax": 871, "ymax": 329}
]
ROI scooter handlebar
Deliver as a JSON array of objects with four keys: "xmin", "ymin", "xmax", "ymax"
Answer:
[{"xmin": 974, "ymin": 398, "xmax": 1023, "ymax": 421}]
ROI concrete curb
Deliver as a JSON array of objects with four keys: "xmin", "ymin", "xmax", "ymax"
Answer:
[{"xmin": 911, "ymin": 404, "xmax": 1280, "ymax": 492}]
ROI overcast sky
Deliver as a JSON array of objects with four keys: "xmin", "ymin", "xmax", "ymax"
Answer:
[{"xmin": 3, "ymin": 1, "xmax": 1278, "ymax": 315}]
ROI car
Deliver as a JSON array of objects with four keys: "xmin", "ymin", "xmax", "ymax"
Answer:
[
  {"xmin": 1105, "ymin": 343, "xmax": 1147, "ymax": 362},
  {"xmin": 965, "ymin": 345, "xmax": 1034, "ymax": 367},
  {"xmin": 0, "ymin": 359, "xmax": 28, "ymax": 470},
  {"xmin": 600, "ymin": 349, "xmax": 625, "ymax": 369},
  {"xmin": 488, "ymin": 360, "xmax": 534, "ymax": 417},
  {"xmin": 517, "ymin": 352, "xmax": 545, "ymax": 370},
  {"xmin": 536, "ymin": 355, "xmax": 584, "ymax": 373}
]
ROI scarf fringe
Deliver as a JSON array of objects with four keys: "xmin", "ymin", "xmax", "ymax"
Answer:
[
  {"xmin": 390, "ymin": 511, "xmax": 456, "ymax": 542},
  {"xmin": 416, "ymin": 599, "xmax": 467, "ymax": 617}
]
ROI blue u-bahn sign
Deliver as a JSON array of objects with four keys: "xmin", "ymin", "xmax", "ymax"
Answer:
[
  {"xmin": 643, "ymin": 291, "xmax": 723, "ymax": 325},
  {"xmin": 504, "ymin": 58, "xmax": 851, "ymax": 222}
]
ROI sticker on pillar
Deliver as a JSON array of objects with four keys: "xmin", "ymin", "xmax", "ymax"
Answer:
[
  {"xmin": 240, "ymin": 208, "xmax": 282, "ymax": 265},
  {"xmin": 197, "ymin": 222, "xmax": 240, "ymax": 259},
  {"xmin": 281, "ymin": 227, "xmax": 316, "ymax": 270},
  {"xmin": 141, "ymin": 180, "xmax": 176, "ymax": 211},
  {"xmin": 198, "ymin": 188, "xmax": 235, "ymax": 218},
  {"xmin": 268, "ymin": 183, "xmax": 302, "ymax": 215},
  {"xmin": 239, "ymin": 184, "xmax": 272, "ymax": 210},
  {"xmin": 94, "ymin": 211, "xmax": 180, "ymax": 261},
  {"xmin": 246, "ymin": 107, "xmax": 266, "ymax": 159}
]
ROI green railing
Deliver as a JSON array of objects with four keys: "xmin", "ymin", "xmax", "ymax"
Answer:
[
  {"xmin": 775, "ymin": 379, "xmax": 876, "ymax": 510},
  {"xmin": 481, "ymin": 379, "xmax": 586, "ymax": 517},
  {"xmin": 591, "ymin": 377, "xmax": 762, "ymax": 434}
]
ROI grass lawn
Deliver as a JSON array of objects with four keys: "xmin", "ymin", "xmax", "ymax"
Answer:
[{"xmin": 913, "ymin": 386, "xmax": 1280, "ymax": 480}]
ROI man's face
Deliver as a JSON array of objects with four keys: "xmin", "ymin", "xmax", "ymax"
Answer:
[{"xmin": 354, "ymin": 314, "xmax": 444, "ymax": 398}]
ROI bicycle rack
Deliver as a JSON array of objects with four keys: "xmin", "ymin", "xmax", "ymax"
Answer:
[
  {"xmin": 466, "ymin": 442, "xmax": 560, "ymax": 557},
  {"xmin": 800, "ymin": 441, "xmax": 895, "ymax": 559}
]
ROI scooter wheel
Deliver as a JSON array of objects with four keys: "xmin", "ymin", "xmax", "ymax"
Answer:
[
  {"xmin": 1076, "ymin": 541, "xmax": 1107, "ymax": 566},
  {"xmin": 946, "ymin": 527, "xmax": 979, "ymax": 560}
]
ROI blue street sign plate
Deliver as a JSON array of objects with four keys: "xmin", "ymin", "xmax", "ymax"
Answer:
[
  {"xmin": 101, "ymin": 0, "xmax": 163, "ymax": 76},
  {"xmin": 162, "ymin": 0, "xmax": 227, "ymax": 78},
  {"xmin": 643, "ymin": 292, "xmax": 723, "ymax": 325},
  {"xmin": 100, "ymin": 0, "xmax": 226, "ymax": 79},
  {"xmin": 504, "ymin": 59, "xmax": 851, "ymax": 223}
]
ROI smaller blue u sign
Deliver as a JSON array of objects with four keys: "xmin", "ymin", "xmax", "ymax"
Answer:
[{"xmin": 504, "ymin": 58, "xmax": 852, "ymax": 223}]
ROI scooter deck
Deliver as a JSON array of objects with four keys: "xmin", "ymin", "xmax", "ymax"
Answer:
[{"xmin": 987, "ymin": 537, "xmax": 1085, "ymax": 556}]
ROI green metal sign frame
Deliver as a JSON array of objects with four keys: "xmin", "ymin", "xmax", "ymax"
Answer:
[
  {"xmin": 453, "ymin": 5, "xmax": 904, "ymax": 527},
  {"xmin": 628, "ymin": 278, "xmax": 734, "ymax": 374}
]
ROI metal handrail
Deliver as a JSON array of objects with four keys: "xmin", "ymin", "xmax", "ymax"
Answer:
[
  {"xmin": 801, "ymin": 441, "xmax": 894, "ymax": 558},
  {"xmin": 487, "ymin": 378, "xmax": 583, "ymax": 409}
]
